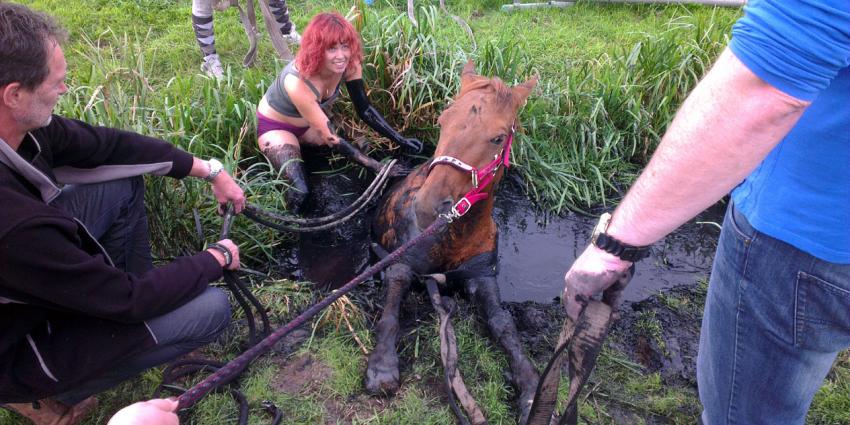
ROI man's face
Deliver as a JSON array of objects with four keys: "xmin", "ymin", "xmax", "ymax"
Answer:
[{"xmin": 16, "ymin": 42, "xmax": 67, "ymax": 130}]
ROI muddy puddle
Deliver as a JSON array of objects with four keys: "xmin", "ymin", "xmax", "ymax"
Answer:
[
  {"xmin": 288, "ymin": 159, "xmax": 722, "ymax": 306},
  {"xmin": 285, "ymin": 147, "xmax": 375, "ymax": 290},
  {"xmin": 494, "ymin": 179, "xmax": 723, "ymax": 304}
]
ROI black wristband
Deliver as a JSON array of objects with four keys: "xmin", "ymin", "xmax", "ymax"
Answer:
[
  {"xmin": 207, "ymin": 242, "xmax": 233, "ymax": 268},
  {"xmin": 593, "ymin": 233, "xmax": 651, "ymax": 262}
]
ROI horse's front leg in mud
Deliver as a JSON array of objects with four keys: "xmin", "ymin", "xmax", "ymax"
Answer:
[
  {"xmin": 466, "ymin": 276, "xmax": 540, "ymax": 424},
  {"xmin": 366, "ymin": 263, "xmax": 414, "ymax": 395}
]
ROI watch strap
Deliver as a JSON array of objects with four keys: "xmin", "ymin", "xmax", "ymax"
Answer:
[
  {"xmin": 593, "ymin": 233, "xmax": 651, "ymax": 262},
  {"xmin": 207, "ymin": 242, "xmax": 233, "ymax": 267}
]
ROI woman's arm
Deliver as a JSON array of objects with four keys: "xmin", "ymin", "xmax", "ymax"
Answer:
[
  {"xmin": 284, "ymin": 74, "xmax": 341, "ymax": 146},
  {"xmin": 284, "ymin": 72, "xmax": 387, "ymax": 172},
  {"xmin": 344, "ymin": 63, "xmax": 423, "ymax": 153}
]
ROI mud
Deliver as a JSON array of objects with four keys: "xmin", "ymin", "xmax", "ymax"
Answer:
[
  {"xmin": 273, "ymin": 353, "xmax": 392, "ymax": 424},
  {"xmin": 505, "ymin": 281, "xmax": 706, "ymax": 386},
  {"xmin": 274, "ymin": 163, "xmax": 718, "ymax": 421},
  {"xmin": 285, "ymin": 145, "xmax": 378, "ymax": 290}
]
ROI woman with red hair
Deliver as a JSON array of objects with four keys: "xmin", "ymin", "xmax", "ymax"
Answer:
[{"xmin": 256, "ymin": 12, "xmax": 421, "ymax": 213}]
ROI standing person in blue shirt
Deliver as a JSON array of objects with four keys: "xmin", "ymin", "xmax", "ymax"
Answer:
[{"xmin": 560, "ymin": 0, "xmax": 849, "ymax": 423}]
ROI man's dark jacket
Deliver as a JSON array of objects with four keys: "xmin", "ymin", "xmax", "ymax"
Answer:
[{"xmin": 0, "ymin": 116, "xmax": 223, "ymax": 402}]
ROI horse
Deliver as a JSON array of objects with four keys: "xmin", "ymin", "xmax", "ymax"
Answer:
[{"xmin": 365, "ymin": 60, "xmax": 539, "ymax": 422}]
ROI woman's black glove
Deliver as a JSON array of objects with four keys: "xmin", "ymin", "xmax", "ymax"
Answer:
[
  {"xmin": 346, "ymin": 79, "xmax": 424, "ymax": 154},
  {"xmin": 335, "ymin": 139, "xmax": 410, "ymax": 177}
]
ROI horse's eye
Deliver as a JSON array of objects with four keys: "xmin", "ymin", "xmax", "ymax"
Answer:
[{"xmin": 489, "ymin": 135, "xmax": 506, "ymax": 145}]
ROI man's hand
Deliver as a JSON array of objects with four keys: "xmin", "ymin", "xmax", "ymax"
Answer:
[
  {"xmin": 210, "ymin": 171, "xmax": 246, "ymax": 214},
  {"xmin": 107, "ymin": 398, "xmax": 179, "ymax": 425},
  {"xmin": 563, "ymin": 244, "xmax": 634, "ymax": 320},
  {"xmin": 206, "ymin": 239, "xmax": 240, "ymax": 271}
]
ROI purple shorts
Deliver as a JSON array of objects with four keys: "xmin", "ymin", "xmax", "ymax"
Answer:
[{"xmin": 257, "ymin": 110, "xmax": 309, "ymax": 138}]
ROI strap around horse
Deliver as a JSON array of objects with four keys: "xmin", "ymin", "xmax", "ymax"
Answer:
[
  {"xmin": 424, "ymin": 277, "xmax": 488, "ymax": 425},
  {"xmin": 526, "ymin": 278, "xmax": 627, "ymax": 425}
]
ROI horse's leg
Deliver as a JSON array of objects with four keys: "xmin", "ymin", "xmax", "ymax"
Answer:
[
  {"xmin": 366, "ymin": 262, "xmax": 414, "ymax": 395},
  {"xmin": 465, "ymin": 276, "xmax": 539, "ymax": 424}
]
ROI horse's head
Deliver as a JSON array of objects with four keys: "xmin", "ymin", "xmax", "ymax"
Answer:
[{"xmin": 414, "ymin": 61, "xmax": 537, "ymax": 228}]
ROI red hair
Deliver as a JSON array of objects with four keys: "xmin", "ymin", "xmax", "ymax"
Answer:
[{"xmin": 296, "ymin": 12, "xmax": 363, "ymax": 78}]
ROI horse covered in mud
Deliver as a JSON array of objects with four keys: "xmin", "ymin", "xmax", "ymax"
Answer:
[{"xmin": 366, "ymin": 61, "xmax": 539, "ymax": 422}]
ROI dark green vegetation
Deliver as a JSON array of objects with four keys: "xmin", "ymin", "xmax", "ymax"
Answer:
[{"xmin": 4, "ymin": 0, "xmax": 848, "ymax": 423}]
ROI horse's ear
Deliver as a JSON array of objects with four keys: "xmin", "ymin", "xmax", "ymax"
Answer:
[
  {"xmin": 460, "ymin": 60, "xmax": 478, "ymax": 90},
  {"xmin": 511, "ymin": 76, "xmax": 538, "ymax": 109}
]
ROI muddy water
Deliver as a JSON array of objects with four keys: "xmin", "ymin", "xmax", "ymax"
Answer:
[
  {"xmin": 290, "ymin": 157, "xmax": 722, "ymax": 304},
  {"xmin": 494, "ymin": 182, "xmax": 723, "ymax": 303},
  {"xmin": 290, "ymin": 148, "xmax": 374, "ymax": 290}
]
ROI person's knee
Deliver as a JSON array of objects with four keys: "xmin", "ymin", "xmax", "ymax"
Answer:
[
  {"xmin": 191, "ymin": 0, "xmax": 214, "ymax": 16},
  {"xmin": 176, "ymin": 287, "xmax": 232, "ymax": 343},
  {"xmin": 199, "ymin": 287, "xmax": 232, "ymax": 335}
]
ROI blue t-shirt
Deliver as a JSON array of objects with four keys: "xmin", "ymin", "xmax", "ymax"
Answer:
[{"xmin": 728, "ymin": 0, "xmax": 850, "ymax": 264}]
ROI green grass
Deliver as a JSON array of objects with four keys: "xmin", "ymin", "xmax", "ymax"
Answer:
[{"xmin": 6, "ymin": 1, "xmax": 847, "ymax": 424}]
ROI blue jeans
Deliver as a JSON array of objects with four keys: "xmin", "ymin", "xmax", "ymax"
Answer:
[
  {"xmin": 698, "ymin": 203, "xmax": 850, "ymax": 424},
  {"xmin": 50, "ymin": 177, "xmax": 231, "ymax": 404}
]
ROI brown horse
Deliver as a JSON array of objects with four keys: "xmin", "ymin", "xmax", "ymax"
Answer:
[{"xmin": 366, "ymin": 61, "xmax": 539, "ymax": 422}]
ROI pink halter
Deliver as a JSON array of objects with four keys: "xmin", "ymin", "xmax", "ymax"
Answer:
[{"xmin": 427, "ymin": 125, "xmax": 515, "ymax": 221}]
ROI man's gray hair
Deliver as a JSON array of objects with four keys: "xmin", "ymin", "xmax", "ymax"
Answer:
[{"xmin": 0, "ymin": 2, "xmax": 68, "ymax": 90}]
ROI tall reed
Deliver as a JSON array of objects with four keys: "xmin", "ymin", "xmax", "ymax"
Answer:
[{"xmin": 56, "ymin": 5, "xmax": 732, "ymax": 263}]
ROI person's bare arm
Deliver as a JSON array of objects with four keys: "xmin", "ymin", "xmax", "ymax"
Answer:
[
  {"xmin": 189, "ymin": 157, "xmax": 246, "ymax": 213},
  {"xmin": 607, "ymin": 47, "xmax": 810, "ymax": 247},
  {"xmin": 285, "ymin": 75, "xmax": 340, "ymax": 145},
  {"xmin": 562, "ymin": 48, "xmax": 811, "ymax": 319}
]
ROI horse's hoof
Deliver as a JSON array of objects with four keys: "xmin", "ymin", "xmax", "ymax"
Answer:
[{"xmin": 365, "ymin": 351, "xmax": 400, "ymax": 396}]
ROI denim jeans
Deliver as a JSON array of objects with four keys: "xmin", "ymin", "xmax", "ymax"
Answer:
[
  {"xmin": 51, "ymin": 176, "xmax": 153, "ymax": 274},
  {"xmin": 697, "ymin": 203, "xmax": 850, "ymax": 424},
  {"xmin": 50, "ymin": 177, "xmax": 231, "ymax": 404}
]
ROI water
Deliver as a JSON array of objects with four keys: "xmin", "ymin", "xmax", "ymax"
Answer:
[
  {"xmin": 494, "ymin": 186, "xmax": 722, "ymax": 304},
  {"xmin": 289, "ymin": 162, "xmax": 722, "ymax": 304},
  {"xmin": 290, "ymin": 150, "xmax": 373, "ymax": 291}
]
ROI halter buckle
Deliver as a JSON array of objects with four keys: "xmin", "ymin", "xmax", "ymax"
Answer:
[
  {"xmin": 452, "ymin": 197, "xmax": 472, "ymax": 217},
  {"xmin": 471, "ymin": 170, "xmax": 479, "ymax": 189}
]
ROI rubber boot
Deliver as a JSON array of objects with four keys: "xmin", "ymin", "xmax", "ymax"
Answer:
[
  {"xmin": 1, "ymin": 396, "xmax": 98, "ymax": 425},
  {"xmin": 265, "ymin": 144, "xmax": 309, "ymax": 214}
]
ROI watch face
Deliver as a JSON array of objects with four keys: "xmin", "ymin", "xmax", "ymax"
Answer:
[{"xmin": 206, "ymin": 159, "xmax": 223, "ymax": 181}]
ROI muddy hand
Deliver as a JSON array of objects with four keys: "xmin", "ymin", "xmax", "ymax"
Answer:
[{"xmin": 562, "ymin": 244, "xmax": 634, "ymax": 320}]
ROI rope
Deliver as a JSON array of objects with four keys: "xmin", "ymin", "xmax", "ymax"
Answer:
[
  {"xmin": 425, "ymin": 277, "xmax": 487, "ymax": 425},
  {"xmin": 242, "ymin": 159, "xmax": 396, "ymax": 232},
  {"xmin": 177, "ymin": 215, "xmax": 450, "ymax": 410}
]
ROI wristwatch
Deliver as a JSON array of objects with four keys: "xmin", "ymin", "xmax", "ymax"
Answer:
[
  {"xmin": 591, "ymin": 212, "xmax": 651, "ymax": 262},
  {"xmin": 204, "ymin": 158, "xmax": 223, "ymax": 182}
]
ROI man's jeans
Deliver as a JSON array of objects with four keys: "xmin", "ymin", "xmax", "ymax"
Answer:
[
  {"xmin": 50, "ymin": 177, "xmax": 231, "ymax": 404},
  {"xmin": 698, "ymin": 203, "xmax": 850, "ymax": 424}
]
